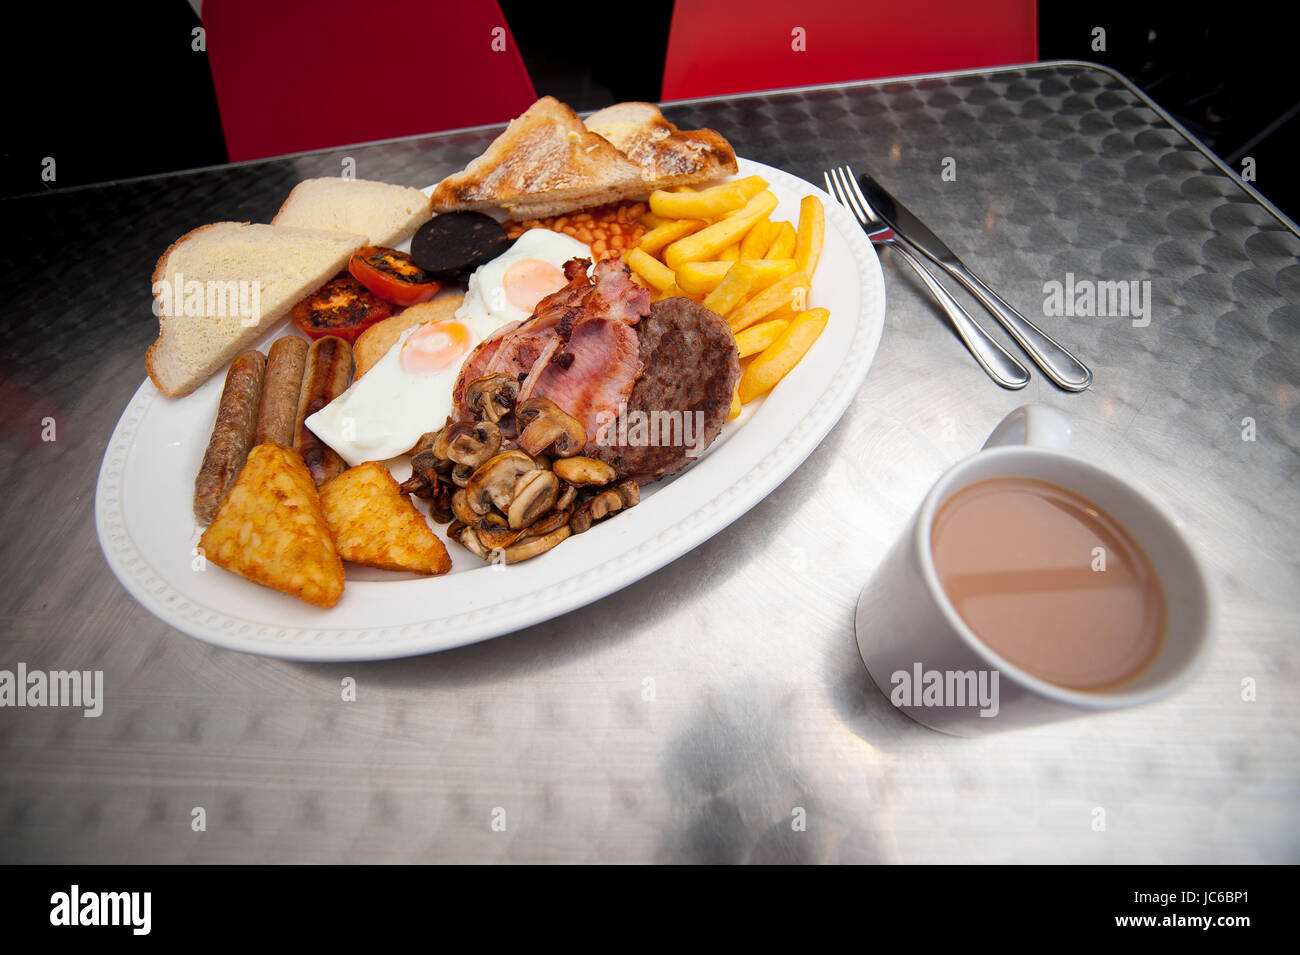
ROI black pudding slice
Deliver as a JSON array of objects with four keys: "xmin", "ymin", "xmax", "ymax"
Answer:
[{"xmin": 410, "ymin": 211, "xmax": 512, "ymax": 280}]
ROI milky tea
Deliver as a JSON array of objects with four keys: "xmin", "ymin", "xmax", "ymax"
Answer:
[{"xmin": 930, "ymin": 477, "xmax": 1165, "ymax": 691}]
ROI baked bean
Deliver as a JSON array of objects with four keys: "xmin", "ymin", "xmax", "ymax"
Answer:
[{"xmin": 501, "ymin": 201, "xmax": 649, "ymax": 260}]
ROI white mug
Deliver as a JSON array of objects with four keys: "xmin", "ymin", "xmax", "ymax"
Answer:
[{"xmin": 855, "ymin": 405, "xmax": 1214, "ymax": 736}]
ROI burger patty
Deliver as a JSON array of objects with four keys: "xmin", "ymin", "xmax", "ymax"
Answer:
[{"xmin": 589, "ymin": 297, "xmax": 740, "ymax": 481}]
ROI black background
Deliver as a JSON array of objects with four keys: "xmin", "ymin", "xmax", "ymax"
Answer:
[{"xmin": 3, "ymin": 2, "xmax": 1295, "ymax": 218}]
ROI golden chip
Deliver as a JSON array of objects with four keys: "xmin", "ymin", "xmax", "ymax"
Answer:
[
  {"xmin": 734, "ymin": 317, "xmax": 790, "ymax": 358},
  {"xmin": 624, "ymin": 248, "xmax": 676, "ymax": 293},
  {"xmin": 738, "ymin": 308, "xmax": 829, "ymax": 402},
  {"xmin": 766, "ymin": 221, "xmax": 797, "ymax": 260},
  {"xmin": 702, "ymin": 260, "xmax": 756, "ymax": 316},
  {"xmin": 199, "ymin": 443, "xmax": 345, "ymax": 608},
  {"xmin": 727, "ymin": 271, "xmax": 811, "ymax": 332},
  {"xmin": 739, "ymin": 217, "xmax": 777, "ymax": 259},
  {"xmin": 649, "ymin": 183, "xmax": 746, "ymax": 219},
  {"xmin": 319, "ymin": 462, "xmax": 452, "ymax": 576},
  {"xmin": 638, "ymin": 217, "xmax": 705, "ymax": 255},
  {"xmin": 674, "ymin": 258, "xmax": 796, "ymax": 295},
  {"xmin": 663, "ymin": 191, "xmax": 779, "ymax": 270},
  {"xmin": 795, "ymin": 195, "xmax": 826, "ymax": 276}
]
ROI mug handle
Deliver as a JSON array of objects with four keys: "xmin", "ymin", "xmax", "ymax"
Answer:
[{"xmin": 982, "ymin": 405, "xmax": 1073, "ymax": 451}]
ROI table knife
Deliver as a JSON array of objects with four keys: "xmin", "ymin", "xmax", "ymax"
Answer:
[{"xmin": 858, "ymin": 174, "xmax": 1093, "ymax": 392}]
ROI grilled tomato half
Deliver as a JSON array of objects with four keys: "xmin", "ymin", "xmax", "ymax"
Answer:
[
  {"xmin": 348, "ymin": 246, "xmax": 442, "ymax": 306},
  {"xmin": 291, "ymin": 272, "xmax": 393, "ymax": 343}
]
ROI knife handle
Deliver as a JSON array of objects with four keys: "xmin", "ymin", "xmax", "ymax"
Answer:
[
  {"xmin": 887, "ymin": 242, "xmax": 1030, "ymax": 390},
  {"xmin": 943, "ymin": 262, "xmax": 1093, "ymax": 392}
]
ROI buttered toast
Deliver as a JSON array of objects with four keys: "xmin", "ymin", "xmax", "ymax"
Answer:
[{"xmin": 428, "ymin": 97, "xmax": 649, "ymax": 219}]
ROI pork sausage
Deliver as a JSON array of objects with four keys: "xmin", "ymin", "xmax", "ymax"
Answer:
[
  {"xmin": 294, "ymin": 335, "xmax": 353, "ymax": 485},
  {"xmin": 194, "ymin": 349, "xmax": 267, "ymax": 523},
  {"xmin": 253, "ymin": 336, "xmax": 308, "ymax": 447}
]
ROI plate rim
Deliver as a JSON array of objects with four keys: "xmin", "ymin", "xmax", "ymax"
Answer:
[{"xmin": 95, "ymin": 157, "xmax": 885, "ymax": 660}]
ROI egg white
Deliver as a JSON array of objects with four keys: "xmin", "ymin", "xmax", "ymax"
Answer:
[
  {"xmin": 455, "ymin": 228, "xmax": 591, "ymax": 335},
  {"xmin": 305, "ymin": 322, "xmax": 470, "ymax": 467}
]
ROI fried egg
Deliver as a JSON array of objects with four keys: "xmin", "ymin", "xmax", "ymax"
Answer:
[
  {"xmin": 456, "ymin": 228, "xmax": 591, "ymax": 334},
  {"xmin": 306, "ymin": 318, "xmax": 476, "ymax": 467}
]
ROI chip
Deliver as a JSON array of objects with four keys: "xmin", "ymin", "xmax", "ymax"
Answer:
[
  {"xmin": 319, "ymin": 462, "xmax": 452, "ymax": 575},
  {"xmin": 199, "ymin": 443, "xmax": 345, "ymax": 608}
]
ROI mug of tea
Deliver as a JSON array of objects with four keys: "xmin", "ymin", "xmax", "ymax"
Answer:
[{"xmin": 855, "ymin": 405, "xmax": 1213, "ymax": 736}]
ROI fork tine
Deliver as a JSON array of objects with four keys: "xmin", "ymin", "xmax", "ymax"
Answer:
[
  {"xmin": 826, "ymin": 167, "xmax": 859, "ymax": 222},
  {"xmin": 822, "ymin": 170, "xmax": 838, "ymax": 203},
  {"xmin": 835, "ymin": 168, "xmax": 865, "ymax": 224},
  {"xmin": 841, "ymin": 165, "xmax": 878, "ymax": 220},
  {"xmin": 837, "ymin": 166, "xmax": 874, "ymax": 224},
  {"xmin": 840, "ymin": 166, "xmax": 895, "ymax": 240},
  {"xmin": 823, "ymin": 169, "xmax": 845, "ymax": 210}
]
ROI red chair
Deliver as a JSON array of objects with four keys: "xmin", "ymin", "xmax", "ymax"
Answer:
[
  {"xmin": 204, "ymin": 0, "xmax": 537, "ymax": 161},
  {"xmin": 662, "ymin": 0, "xmax": 1037, "ymax": 101}
]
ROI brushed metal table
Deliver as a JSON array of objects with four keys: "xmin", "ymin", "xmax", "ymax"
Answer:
[{"xmin": 1, "ymin": 62, "xmax": 1297, "ymax": 864}]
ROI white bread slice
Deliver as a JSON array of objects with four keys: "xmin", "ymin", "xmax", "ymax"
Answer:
[
  {"xmin": 272, "ymin": 177, "xmax": 431, "ymax": 247},
  {"xmin": 585, "ymin": 102, "xmax": 738, "ymax": 189},
  {"xmin": 429, "ymin": 96, "xmax": 648, "ymax": 219},
  {"xmin": 146, "ymin": 222, "xmax": 365, "ymax": 397}
]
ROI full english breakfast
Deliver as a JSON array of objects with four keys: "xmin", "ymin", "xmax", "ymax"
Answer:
[{"xmin": 150, "ymin": 96, "xmax": 834, "ymax": 607}]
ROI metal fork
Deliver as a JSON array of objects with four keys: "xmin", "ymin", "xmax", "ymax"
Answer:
[{"xmin": 824, "ymin": 166, "xmax": 1030, "ymax": 390}]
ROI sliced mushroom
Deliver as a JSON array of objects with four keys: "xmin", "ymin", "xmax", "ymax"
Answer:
[
  {"xmin": 553, "ymin": 456, "xmax": 617, "ymax": 486},
  {"xmin": 570, "ymin": 485, "xmax": 633, "ymax": 535},
  {"xmin": 503, "ymin": 524, "xmax": 571, "ymax": 563},
  {"xmin": 434, "ymin": 420, "xmax": 501, "ymax": 468},
  {"xmin": 451, "ymin": 461, "xmax": 477, "ymax": 487},
  {"xmin": 569, "ymin": 507, "xmax": 594, "ymax": 536},
  {"xmin": 614, "ymin": 478, "xmax": 640, "ymax": 508},
  {"xmin": 497, "ymin": 412, "xmax": 520, "ymax": 442},
  {"xmin": 515, "ymin": 398, "xmax": 586, "ymax": 458},
  {"xmin": 398, "ymin": 450, "xmax": 442, "ymax": 498},
  {"xmin": 507, "ymin": 469, "xmax": 559, "ymax": 530},
  {"xmin": 428, "ymin": 480, "xmax": 453, "ymax": 524},
  {"xmin": 477, "ymin": 512, "xmax": 526, "ymax": 549},
  {"xmin": 555, "ymin": 481, "xmax": 577, "ymax": 512},
  {"xmin": 398, "ymin": 476, "xmax": 428, "ymax": 498},
  {"xmin": 451, "ymin": 488, "xmax": 479, "ymax": 525},
  {"xmin": 457, "ymin": 525, "xmax": 491, "ymax": 560},
  {"xmin": 409, "ymin": 423, "xmax": 449, "ymax": 458},
  {"xmin": 447, "ymin": 518, "xmax": 467, "ymax": 539},
  {"xmin": 464, "ymin": 450, "xmax": 535, "ymax": 515},
  {"xmin": 589, "ymin": 488, "xmax": 626, "ymax": 520},
  {"xmin": 524, "ymin": 506, "xmax": 572, "ymax": 537},
  {"xmin": 464, "ymin": 375, "xmax": 520, "ymax": 424}
]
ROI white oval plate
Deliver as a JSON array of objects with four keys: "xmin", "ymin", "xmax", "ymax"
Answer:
[{"xmin": 95, "ymin": 158, "xmax": 885, "ymax": 660}]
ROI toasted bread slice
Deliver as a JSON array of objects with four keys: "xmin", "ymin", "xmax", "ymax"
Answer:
[
  {"xmin": 272, "ymin": 177, "xmax": 431, "ymax": 247},
  {"xmin": 199, "ymin": 443, "xmax": 345, "ymax": 608},
  {"xmin": 429, "ymin": 96, "xmax": 647, "ymax": 219},
  {"xmin": 147, "ymin": 222, "xmax": 365, "ymax": 397},
  {"xmin": 319, "ymin": 462, "xmax": 452, "ymax": 575},
  {"xmin": 585, "ymin": 102, "xmax": 738, "ymax": 189}
]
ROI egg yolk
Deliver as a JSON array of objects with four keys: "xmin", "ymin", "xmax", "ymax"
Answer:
[
  {"xmin": 504, "ymin": 258, "xmax": 567, "ymax": 312},
  {"xmin": 400, "ymin": 320, "xmax": 473, "ymax": 375}
]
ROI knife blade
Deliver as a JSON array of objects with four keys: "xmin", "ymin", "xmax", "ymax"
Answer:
[{"xmin": 857, "ymin": 173, "xmax": 1092, "ymax": 392}]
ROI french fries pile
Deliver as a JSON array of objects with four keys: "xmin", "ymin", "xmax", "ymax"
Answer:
[{"xmin": 622, "ymin": 175, "xmax": 829, "ymax": 416}]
